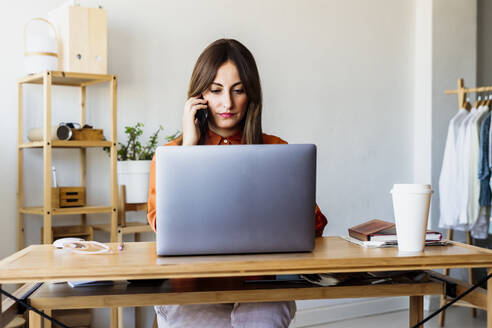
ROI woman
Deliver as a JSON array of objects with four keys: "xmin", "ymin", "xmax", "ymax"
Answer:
[{"xmin": 147, "ymin": 39, "xmax": 327, "ymax": 327}]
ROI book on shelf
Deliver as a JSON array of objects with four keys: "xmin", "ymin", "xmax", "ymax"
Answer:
[
  {"xmin": 348, "ymin": 219, "xmax": 442, "ymax": 242},
  {"xmin": 301, "ymin": 271, "xmax": 431, "ymax": 286}
]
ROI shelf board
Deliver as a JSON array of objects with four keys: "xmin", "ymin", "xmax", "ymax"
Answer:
[
  {"xmin": 19, "ymin": 141, "xmax": 44, "ymax": 148},
  {"xmin": 19, "ymin": 140, "xmax": 112, "ymax": 149},
  {"xmin": 19, "ymin": 71, "xmax": 115, "ymax": 87},
  {"xmin": 20, "ymin": 206, "xmax": 113, "ymax": 216}
]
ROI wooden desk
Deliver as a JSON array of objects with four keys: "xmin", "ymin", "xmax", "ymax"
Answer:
[{"xmin": 1, "ymin": 237, "xmax": 492, "ymax": 327}]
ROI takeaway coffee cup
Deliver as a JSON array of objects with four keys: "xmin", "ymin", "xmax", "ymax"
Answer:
[{"xmin": 390, "ymin": 184, "xmax": 433, "ymax": 253}]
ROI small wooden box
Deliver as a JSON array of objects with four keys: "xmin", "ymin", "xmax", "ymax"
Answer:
[
  {"xmin": 51, "ymin": 188, "xmax": 60, "ymax": 208},
  {"xmin": 49, "ymin": 5, "xmax": 107, "ymax": 74},
  {"xmin": 51, "ymin": 187, "xmax": 86, "ymax": 208},
  {"xmin": 71, "ymin": 128, "xmax": 105, "ymax": 141}
]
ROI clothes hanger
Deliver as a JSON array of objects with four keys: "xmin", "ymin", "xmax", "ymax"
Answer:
[
  {"xmin": 482, "ymin": 95, "xmax": 489, "ymax": 108},
  {"xmin": 474, "ymin": 95, "xmax": 482, "ymax": 109},
  {"xmin": 479, "ymin": 94, "xmax": 487, "ymax": 107},
  {"xmin": 464, "ymin": 96, "xmax": 472, "ymax": 111}
]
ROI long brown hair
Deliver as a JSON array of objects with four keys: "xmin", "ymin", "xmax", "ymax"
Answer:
[{"xmin": 176, "ymin": 39, "xmax": 263, "ymax": 145}]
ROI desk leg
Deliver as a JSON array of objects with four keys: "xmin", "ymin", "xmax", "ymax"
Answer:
[
  {"xmin": 438, "ymin": 273, "xmax": 447, "ymax": 327},
  {"xmin": 135, "ymin": 307, "xmax": 141, "ymax": 327},
  {"xmin": 29, "ymin": 311, "xmax": 42, "ymax": 328},
  {"xmin": 110, "ymin": 307, "xmax": 118, "ymax": 328},
  {"xmin": 466, "ymin": 232, "xmax": 477, "ymax": 318},
  {"xmin": 44, "ymin": 309, "xmax": 52, "ymax": 328},
  {"xmin": 488, "ymin": 268, "xmax": 492, "ymax": 328},
  {"xmin": 410, "ymin": 296, "xmax": 424, "ymax": 328},
  {"xmin": 118, "ymin": 307, "xmax": 124, "ymax": 328}
]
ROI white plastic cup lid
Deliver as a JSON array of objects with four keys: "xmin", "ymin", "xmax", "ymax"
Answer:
[{"xmin": 390, "ymin": 184, "xmax": 433, "ymax": 194}]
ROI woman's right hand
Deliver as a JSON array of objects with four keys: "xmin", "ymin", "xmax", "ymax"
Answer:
[{"xmin": 182, "ymin": 96, "xmax": 208, "ymax": 146}]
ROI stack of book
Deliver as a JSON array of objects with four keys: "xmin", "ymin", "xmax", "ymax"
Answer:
[{"xmin": 345, "ymin": 219, "xmax": 443, "ymax": 248}]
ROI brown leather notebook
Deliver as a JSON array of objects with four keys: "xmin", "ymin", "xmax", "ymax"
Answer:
[{"xmin": 348, "ymin": 219, "xmax": 395, "ymax": 241}]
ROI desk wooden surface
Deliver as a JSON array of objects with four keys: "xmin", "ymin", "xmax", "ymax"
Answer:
[{"xmin": 2, "ymin": 237, "xmax": 492, "ymax": 283}]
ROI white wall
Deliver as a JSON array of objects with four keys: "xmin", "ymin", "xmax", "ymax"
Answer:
[
  {"xmin": 430, "ymin": 0, "xmax": 477, "ymax": 241},
  {"xmin": 2, "ymin": 0, "xmax": 417, "ymax": 260},
  {"xmin": 1, "ymin": 0, "xmax": 418, "ymax": 326},
  {"xmin": 413, "ymin": 0, "xmax": 432, "ymax": 186},
  {"xmin": 411, "ymin": 0, "xmax": 478, "ymax": 311}
]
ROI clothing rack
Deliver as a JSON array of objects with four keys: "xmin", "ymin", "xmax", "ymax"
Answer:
[
  {"xmin": 440, "ymin": 77, "xmax": 492, "ymax": 326},
  {"xmin": 445, "ymin": 78, "xmax": 492, "ymax": 107}
]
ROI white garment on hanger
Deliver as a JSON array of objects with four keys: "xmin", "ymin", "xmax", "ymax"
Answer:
[
  {"xmin": 439, "ymin": 108, "xmax": 469, "ymax": 228},
  {"xmin": 467, "ymin": 105, "xmax": 489, "ymax": 228},
  {"xmin": 457, "ymin": 107, "xmax": 481, "ymax": 229}
]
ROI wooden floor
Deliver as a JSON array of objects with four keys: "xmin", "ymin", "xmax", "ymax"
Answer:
[{"xmin": 301, "ymin": 307, "xmax": 486, "ymax": 328}]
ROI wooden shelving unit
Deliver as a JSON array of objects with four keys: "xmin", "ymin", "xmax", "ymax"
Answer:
[{"xmin": 17, "ymin": 71, "xmax": 118, "ymax": 248}]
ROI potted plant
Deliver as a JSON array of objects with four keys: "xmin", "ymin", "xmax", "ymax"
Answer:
[{"xmin": 105, "ymin": 123, "xmax": 178, "ymax": 203}]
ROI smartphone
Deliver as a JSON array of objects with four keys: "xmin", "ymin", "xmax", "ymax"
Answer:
[{"xmin": 195, "ymin": 96, "xmax": 208, "ymax": 132}]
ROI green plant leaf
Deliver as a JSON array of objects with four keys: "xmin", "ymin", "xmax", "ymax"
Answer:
[{"xmin": 104, "ymin": 123, "xmax": 180, "ymax": 161}]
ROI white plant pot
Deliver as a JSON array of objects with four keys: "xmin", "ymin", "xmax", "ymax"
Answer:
[{"xmin": 117, "ymin": 160, "xmax": 152, "ymax": 203}]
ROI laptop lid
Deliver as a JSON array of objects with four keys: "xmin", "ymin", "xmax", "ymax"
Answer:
[{"xmin": 155, "ymin": 144, "xmax": 316, "ymax": 256}]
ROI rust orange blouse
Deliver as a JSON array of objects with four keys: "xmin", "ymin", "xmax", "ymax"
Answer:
[{"xmin": 147, "ymin": 129, "xmax": 327, "ymax": 236}]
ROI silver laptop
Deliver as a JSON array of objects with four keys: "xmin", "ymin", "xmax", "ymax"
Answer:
[{"xmin": 155, "ymin": 144, "xmax": 316, "ymax": 256}]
